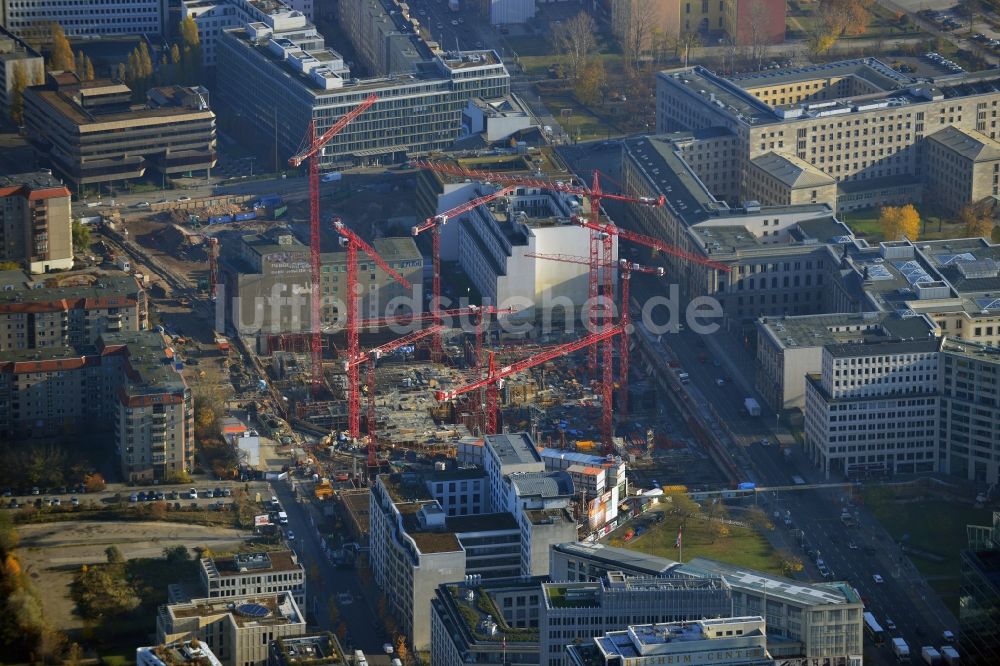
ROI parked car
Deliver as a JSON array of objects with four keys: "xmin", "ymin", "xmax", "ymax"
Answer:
[
  {"xmin": 176, "ymin": 195, "xmax": 191, "ymax": 202},
  {"xmin": 71, "ymin": 497, "xmax": 80, "ymax": 506},
  {"xmin": 129, "ymin": 493, "xmax": 139, "ymax": 503},
  {"xmin": 872, "ymin": 574, "xmax": 884, "ymax": 584}
]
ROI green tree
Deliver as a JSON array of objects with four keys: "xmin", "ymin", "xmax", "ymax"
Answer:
[
  {"xmin": 666, "ymin": 491, "xmax": 700, "ymax": 523},
  {"xmin": 126, "ymin": 51, "xmax": 139, "ymax": 86},
  {"xmin": 49, "ymin": 23, "xmax": 75, "ymax": 72},
  {"xmin": 83, "ymin": 55, "xmax": 95, "ymax": 81},
  {"xmin": 116, "ymin": 62, "xmax": 126, "ymax": 82},
  {"xmin": 8, "ymin": 61, "xmax": 29, "ymax": 126},
  {"xmin": 178, "ymin": 17, "xmax": 202, "ymax": 82},
  {"xmin": 138, "ymin": 42, "xmax": 153, "ymax": 79},
  {"xmin": 0, "ymin": 261, "xmax": 21, "ymax": 270},
  {"xmin": 71, "ymin": 219, "xmax": 91, "ymax": 253},
  {"xmin": 0, "ymin": 512, "xmax": 19, "ymax": 554}
]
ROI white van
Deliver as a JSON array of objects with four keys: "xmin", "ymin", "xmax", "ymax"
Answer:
[
  {"xmin": 277, "ymin": 511, "xmax": 288, "ymax": 524},
  {"xmin": 678, "ymin": 372, "xmax": 690, "ymax": 384}
]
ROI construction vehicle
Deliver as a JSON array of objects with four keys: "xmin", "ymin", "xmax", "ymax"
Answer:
[{"xmin": 314, "ymin": 479, "xmax": 334, "ymax": 500}]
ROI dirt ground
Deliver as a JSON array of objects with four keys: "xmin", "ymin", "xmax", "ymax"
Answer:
[{"xmin": 17, "ymin": 521, "xmax": 251, "ymax": 633}]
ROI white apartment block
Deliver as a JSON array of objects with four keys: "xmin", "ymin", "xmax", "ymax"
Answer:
[
  {"xmin": 1, "ymin": 0, "xmax": 168, "ymax": 40},
  {"xmin": 199, "ymin": 551, "xmax": 306, "ymax": 608},
  {"xmin": 804, "ymin": 337, "xmax": 943, "ymax": 479},
  {"xmin": 157, "ymin": 593, "xmax": 305, "ymax": 666}
]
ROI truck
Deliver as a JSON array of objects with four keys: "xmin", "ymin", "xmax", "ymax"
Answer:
[
  {"xmin": 892, "ymin": 638, "xmax": 910, "ymax": 661},
  {"xmin": 921, "ymin": 646, "xmax": 942, "ymax": 665},
  {"xmin": 941, "ymin": 646, "xmax": 960, "ymax": 666},
  {"xmin": 448, "ymin": 0, "xmax": 459, "ymax": 10},
  {"xmin": 744, "ymin": 397, "xmax": 761, "ymax": 416}
]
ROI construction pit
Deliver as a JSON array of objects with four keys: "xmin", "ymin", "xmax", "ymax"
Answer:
[{"xmin": 256, "ymin": 324, "xmax": 731, "ymax": 490}]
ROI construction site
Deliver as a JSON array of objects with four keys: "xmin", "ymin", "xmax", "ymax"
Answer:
[{"xmin": 93, "ymin": 98, "xmax": 734, "ymax": 494}]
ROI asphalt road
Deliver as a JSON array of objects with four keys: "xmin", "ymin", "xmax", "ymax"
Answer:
[{"xmin": 273, "ymin": 480, "xmax": 383, "ymax": 655}]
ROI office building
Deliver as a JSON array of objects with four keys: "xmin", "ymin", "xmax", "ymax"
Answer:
[
  {"xmin": 746, "ymin": 152, "xmax": 838, "ymax": 209},
  {"xmin": 803, "ymin": 336, "xmax": 943, "ymax": 479},
  {"xmin": 960, "ymin": 511, "xmax": 1000, "ymax": 665},
  {"xmin": 199, "ymin": 551, "xmax": 306, "ymax": 608},
  {"xmin": 181, "ymin": 0, "xmax": 317, "ymax": 68},
  {"xmin": 220, "ymin": 229, "xmax": 422, "ymax": 351},
  {"xmin": 267, "ymin": 633, "xmax": 345, "ymax": 666},
  {"xmin": 157, "ymin": 593, "xmax": 305, "ymax": 666},
  {"xmin": 612, "ymin": 0, "xmax": 783, "ymax": 49},
  {"xmin": 541, "ymin": 573, "xmax": 733, "ymax": 666},
  {"xmin": 137, "ymin": 640, "xmax": 223, "ymax": 666},
  {"xmin": 566, "ymin": 617, "xmax": 773, "ymax": 666},
  {"xmin": 756, "ymin": 311, "xmax": 939, "ymax": 412},
  {"xmin": 939, "ymin": 340, "xmax": 1000, "ymax": 485},
  {"xmin": 369, "ymin": 433, "xmax": 576, "ymax": 649},
  {"xmin": 430, "ymin": 578, "xmax": 544, "ymax": 666},
  {"xmin": 0, "ymin": 172, "xmax": 73, "ymax": 273},
  {"xmin": 924, "ymin": 126, "xmax": 1000, "ymax": 214},
  {"xmin": 620, "ymin": 132, "xmax": 855, "ymax": 321},
  {"xmin": 23, "ymin": 75, "xmax": 216, "ymax": 188},
  {"xmin": 0, "ymin": 330, "xmax": 192, "ymax": 480},
  {"xmin": 216, "ymin": 13, "xmax": 509, "ymax": 169},
  {"xmin": 0, "ymin": 271, "xmax": 145, "ymax": 351},
  {"xmin": 551, "ymin": 543, "xmax": 864, "ymax": 662},
  {"xmin": 0, "ymin": 0, "xmax": 168, "ymax": 41},
  {"xmin": 336, "ymin": 0, "xmax": 426, "ymax": 77},
  {"xmin": 0, "ymin": 26, "xmax": 43, "ymax": 120},
  {"xmin": 414, "ymin": 151, "xmax": 608, "ymax": 319},
  {"xmin": 655, "ymin": 58, "xmax": 1000, "ymax": 216}
]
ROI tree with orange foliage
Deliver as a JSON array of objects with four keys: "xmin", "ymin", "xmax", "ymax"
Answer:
[{"xmin": 879, "ymin": 204, "xmax": 920, "ymax": 240}]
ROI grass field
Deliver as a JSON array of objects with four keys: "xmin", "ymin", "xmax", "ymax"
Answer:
[
  {"xmin": 837, "ymin": 206, "xmax": 1000, "ymax": 243},
  {"xmin": 604, "ymin": 507, "xmax": 785, "ymax": 576},
  {"xmin": 862, "ymin": 486, "xmax": 993, "ymax": 614}
]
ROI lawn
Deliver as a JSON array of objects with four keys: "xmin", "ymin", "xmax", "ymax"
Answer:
[
  {"xmin": 862, "ymin": 486, "xmax": 993, "ymax": 614},
  {"xmin": 603, "ymin": 507, "xmax": 785, "ymax": 576},
  {"xmin": 837, "ymin": 205, "xmax": 997, "ymax": 243}
]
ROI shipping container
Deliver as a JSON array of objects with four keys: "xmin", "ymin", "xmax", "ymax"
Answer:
[
  {"xmin": 208, "ymin": 215, "xmax": 233, "ymax": 224},
  {"xmin": 234, "ymin": 211, "xmax": 257, "ymax": 221}
]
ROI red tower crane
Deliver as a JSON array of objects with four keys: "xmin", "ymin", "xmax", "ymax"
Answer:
[
  {"xmin": 207, "ymin": 237, "xmax": 220, "ymax": 301},
  {"xmin": 289, "ymin": 93, "xmax": 378, "ymax": 393},
  {"xmin": 434, "ymin": 323, "xmax": 626, "ymax": 436},
  {"xmin": 410, "ymin": 160, "xmax": 665, "ymax": 377},
  {"xmin": 411, "ymin": 185, "xmax": 516, "ymax": 362},
  {"xmin": 332, "ymin": 217, "xmax": 412, "ymax": 439},
  {"xmin": 344, "ymin": 325, "xmax": 446, "ymax": 469},
  {"xmin": 526, "ymin": 253, "xmax": 663, "ymax": 436}
]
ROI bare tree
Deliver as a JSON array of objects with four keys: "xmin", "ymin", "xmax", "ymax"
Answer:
[
  {"xmin": 550, "ymin": 11, "xmax": 598, "ymax": 80},
  {"xmin": 673, "ymin": 30, "xmax": 702, "ymax": 68},
  {"xmin": 748, "ymin": 0, "xmax": 770, "ymax": 71},
  {"xmin": 618, "ymin": 0, "xmax": 659, "ymax": 74}
]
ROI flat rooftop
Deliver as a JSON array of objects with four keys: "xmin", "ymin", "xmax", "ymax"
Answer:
[
  {"xmin": 486, "ymin": 432, "xmax": 542, "ymax": 466},
  {"xmin": 661, "ymin": 59, "xmax": 1000, "ymax": 127},
  {"xmin": 678, "ymin": 557, "xmax": 860, "ymax": 606},
  {"xmin": 0, "ymin": 272, "xmax": 140, "ymax": 310},
  {"xmin": 170, "ymin": 593, "xmax": 302, "ymax": 628},
  {"xmin": 943, "ymin": 338, "xmax": 1000, "ymax": 363},
  {"xmin": 136, "ymin": 640, "xmax": 222, "ymax": 665},
  {"xmin": 210, "ymin": 550, "xmax": 300, "ymax": 577},
  {"xmin": 0, "ymin": 171, "xmax": 69, "ymax": 194},
  {"xmin": 759, "ymin": 311, "xmax": 935, "ymax": 351},
  {"xmin": 553, "ymin": 542, "xmax": 679, "ymax": 577},
  {"xmin": 270, "ymin": 633, "xmax": 344, "ymax": 666},
  {"xmin": 593, "ymin": 617, "xmax": 767, "ymax": 660},
  {"xmin": 825, "ymin": 335, "xmax": 942, "ymax": 358}
]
